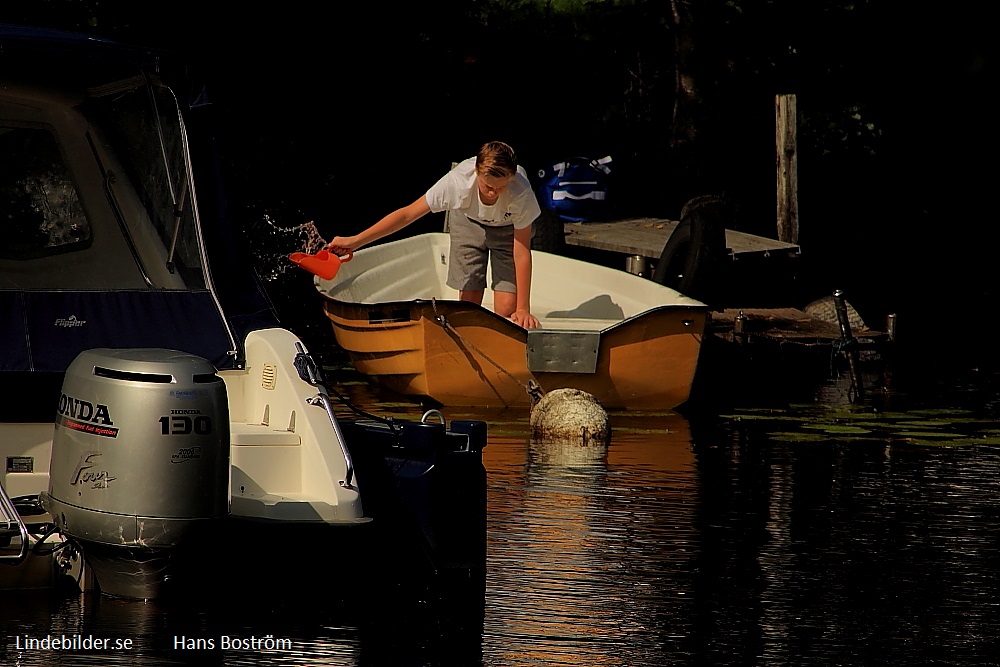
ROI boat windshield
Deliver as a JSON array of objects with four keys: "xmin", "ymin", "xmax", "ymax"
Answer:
[{"xmin": 85, "ymin": 75, "xmax": 207, "ymax": 289}]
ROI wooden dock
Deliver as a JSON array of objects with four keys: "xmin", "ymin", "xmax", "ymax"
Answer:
[
  {"xmin": 708, "ymin": 307, "xmax": 887, "ymax": 347},
  {"xmin": 694, "ymin": 306, "xmax": 892, "ymax": 405},
  {"xmin": 562, "ymin": 217, "xmax": 800, "ymax": 272},
  {"xmin": 556, "ymin": 216, "xmax": 803, "ymax": 308},
  {"xmin": 559, "ymin": 218, "xmax": 889, "ymax": 366}
]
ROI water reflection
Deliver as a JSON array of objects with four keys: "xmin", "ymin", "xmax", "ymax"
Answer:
[
  {"xmin": 4, "ymin": 369, "xmax": 1000, "ymax": 666},
  {"xmin": 468, "ymin": 409, "xmax": 697, "ymax": 666},
  {"xmin": 694, "ymin": 398, "xmax": 1000, "ymax": 666}
]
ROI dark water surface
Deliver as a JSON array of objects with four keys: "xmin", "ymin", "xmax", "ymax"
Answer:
[{"xmin": 4, "ymin": 364, "xmax": 1000, "ymax": 666}]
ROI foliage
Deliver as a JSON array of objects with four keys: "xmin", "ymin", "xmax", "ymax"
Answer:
[{"xmin": 2, "ymin": 1, "xmax": 990, "ymax": 237}]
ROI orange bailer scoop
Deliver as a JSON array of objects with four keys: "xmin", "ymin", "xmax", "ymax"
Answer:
[{"xmin": 288, "ymin": 249, "xmax": 353, "ymax": 280}]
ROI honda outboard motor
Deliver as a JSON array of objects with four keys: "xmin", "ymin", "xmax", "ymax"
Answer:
[{"xmin": 41, "ymin": 348, "xmax": 230, "ymax": 599}]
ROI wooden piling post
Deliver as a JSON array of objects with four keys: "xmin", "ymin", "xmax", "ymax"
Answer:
[
  {"xmin": 833, "ymin": 289, "xmax": 865, "ymax": 403},
  {"xmin": 775, "ymin": 94, "xmax": 799, "ymax": 245}
]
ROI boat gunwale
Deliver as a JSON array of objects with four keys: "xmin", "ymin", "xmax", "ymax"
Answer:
[{"xmin": 318, "ymin": 294, "xmax": 709, "ymax": 336}]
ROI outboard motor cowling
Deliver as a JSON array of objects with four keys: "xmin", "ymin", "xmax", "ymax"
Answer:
[{"xmin": 41, "ymin": 348, "xmax": 230, "ymax": 599}]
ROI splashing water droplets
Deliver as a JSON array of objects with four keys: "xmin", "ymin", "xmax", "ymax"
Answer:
[{"xmin": 250, "ymin": 215, "xmax": 329, "ymax": 281}]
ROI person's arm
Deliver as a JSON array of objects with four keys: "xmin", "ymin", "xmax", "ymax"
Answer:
[
  {"xmin": 327, "ymin": 196, "xmax": 431, "ymax": 254},
  {"xmin": 509, "ymin": 224, "xmax": 539, "ymax": 329}
]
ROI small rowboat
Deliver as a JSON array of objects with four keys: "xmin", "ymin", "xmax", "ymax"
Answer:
[{"xmin": 315, "ymin": 233, "xmax": 708, "ymax": 409}]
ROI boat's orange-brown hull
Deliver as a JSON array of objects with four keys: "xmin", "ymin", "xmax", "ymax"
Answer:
[{"xmin": 321, "ymin": 298, "xmax": 705, "ymax": 410}]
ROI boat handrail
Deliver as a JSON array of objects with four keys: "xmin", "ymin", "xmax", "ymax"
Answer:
[
  {"xmin": 293, "ymin": 343, "xmax": 356, "ymax": 489},
  {"xmin": 421, "ymin": 409, "xmax": 445, "ymax": 424},
  {"xmin": 0, "ymin": 480, "xmax": 30, "ymax": 564}
]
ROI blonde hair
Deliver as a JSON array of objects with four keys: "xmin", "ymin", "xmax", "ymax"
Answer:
[{"xmin": 475, "ymin": 141, "xmax": 518, "ymax": 179}]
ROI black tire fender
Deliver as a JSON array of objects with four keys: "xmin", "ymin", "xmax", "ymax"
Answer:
[{"xmin": 652, "ymin": 195, "xmax": 728, "ymax": 301}]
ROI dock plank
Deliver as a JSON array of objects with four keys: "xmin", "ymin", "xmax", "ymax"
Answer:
[
  {"xmin": 563, "ymin": 218, "xmax": 800, "ymax": 261},
  {"xmin": 708, "ymin": 308, "xmax": 887, "ymax": 346}
]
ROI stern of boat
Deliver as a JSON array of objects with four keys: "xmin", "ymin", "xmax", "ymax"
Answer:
[{"xmin": 221, "ymin": 328, "xmax": 368, "ymax": 527}]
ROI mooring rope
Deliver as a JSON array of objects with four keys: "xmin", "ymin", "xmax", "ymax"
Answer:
[{"xmin": 431, "ymin": 298, "xmax": 544, "ymax": 406}]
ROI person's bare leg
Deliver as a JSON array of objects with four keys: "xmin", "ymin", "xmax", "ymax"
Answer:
[
  {"xmin": 459, "ymin": 289, "xmax": 485, "ymax": 306},
  {"xmin": 492, "ymin": 291, "xmax": 516, "ymax": 318}
]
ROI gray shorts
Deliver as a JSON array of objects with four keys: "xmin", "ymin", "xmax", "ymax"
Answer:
[{"xmin": 447, "ymin": 214, "xmax": 516, "ymax": 293}]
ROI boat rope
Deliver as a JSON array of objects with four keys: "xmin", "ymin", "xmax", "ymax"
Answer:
[{"xmin": 431, "ymin": 298, "xmax": 545, "ymax": 406}]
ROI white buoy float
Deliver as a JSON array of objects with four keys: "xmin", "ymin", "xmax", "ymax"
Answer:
[{"xmin": 529, "ymin": 387, "xmax": 610, "ymax": 445}]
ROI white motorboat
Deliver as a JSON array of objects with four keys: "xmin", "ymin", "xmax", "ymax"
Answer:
[{"xmin": 0, "ymin": 25, "xmax": 486, "ymax": 600}]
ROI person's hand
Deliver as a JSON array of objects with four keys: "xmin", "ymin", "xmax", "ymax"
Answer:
[
  {"xmin": 326, "ymin": 236, "xmax": 358, "ymax": 256},
  {"xmin": 510, "ymin": 309, "xmax": 540, "ymax": 329}
]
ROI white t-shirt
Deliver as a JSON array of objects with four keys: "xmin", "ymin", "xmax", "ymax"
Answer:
[{"xmin": 425, "ymin": 157, "xmax": 540, "ymax": 230}]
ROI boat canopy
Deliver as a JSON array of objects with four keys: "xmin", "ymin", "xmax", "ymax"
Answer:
[{"xmin": 0, "ymin": 25, "xmax": 278, "ymax": 373}]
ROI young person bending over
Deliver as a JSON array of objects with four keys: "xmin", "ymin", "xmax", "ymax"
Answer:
[{"xmin": 327, "ymin": 141, "xmax": 541, "ymax": 329}]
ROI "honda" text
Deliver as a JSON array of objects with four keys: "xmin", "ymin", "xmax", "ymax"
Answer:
[{"xmin": 57, "ymin": 394, "xmax": 114, "ymax": 425}]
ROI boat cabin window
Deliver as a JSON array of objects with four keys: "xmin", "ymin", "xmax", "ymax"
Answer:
[{"xmin": 0, "ymin": 125, "xmax": 91, "ymax": 259}]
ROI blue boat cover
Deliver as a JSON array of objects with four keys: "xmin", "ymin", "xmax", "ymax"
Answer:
[{"xmin": 0, "ymin": 290, "xmax": 239, "ymax": 372}]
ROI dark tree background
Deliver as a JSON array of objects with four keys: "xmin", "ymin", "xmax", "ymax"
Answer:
[{"xmin": 2, "ymin": 1, "xmax": 993, "ymax": 358}]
